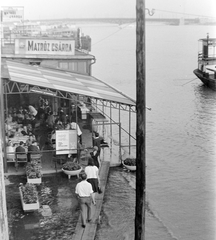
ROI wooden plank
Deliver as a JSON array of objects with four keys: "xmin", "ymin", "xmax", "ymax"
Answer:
[
  {"xmin": 71, "ymin": 215, "xmax": 84, "ymax": 240},
  {"xmin": 81, "ymin": 223, "xmax": 97, "ymax": 240}
]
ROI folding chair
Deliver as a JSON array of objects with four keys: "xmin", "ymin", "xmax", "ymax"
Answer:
[
  {"xmin": 16, "ymin": 154, "xmax": 28, "ymax": 171},
  {"xmin": 30, "ymin": 153, "xmax": 42, "ymax": 163},
  {"xmin": 7, "ymin": 153, "xmax": 16, "ymax": 169}
]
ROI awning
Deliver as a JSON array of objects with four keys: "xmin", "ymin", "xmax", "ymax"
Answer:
[{"xmin": 3, "ymin": 60, "xmax": 135, "ymax": 106}]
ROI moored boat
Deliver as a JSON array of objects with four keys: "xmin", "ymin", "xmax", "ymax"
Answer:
[{"xmin": 193, "ymin": 34, "xmax": 216, "ymax": 90}]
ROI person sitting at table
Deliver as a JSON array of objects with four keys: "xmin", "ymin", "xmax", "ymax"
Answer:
[
  {"xmin": 27, "ymin": 140, "xmax": 40, "ymax": 161},
  {"xmin": 5, "ymin": 120, "xmax": 13, "ymax": 138},
  {"xmin": 26, "ymin": 134, "xmax": 36, "ymax": 147},
  {"xmin": 6, "ymin": 114, "xmax": 13, "ymax": 124},
  {"xmin": 19, "ymin": 106, "xmax": 24, "ymax": 113},
  {"xmin": 16, "ymin": 110, "xmax": 25, "ymax": 124},
  {"xmin": 25, "ymin": 123, "xmax": 33, "ymax": 136},
  {"xmin": 21, "ymin": 126, "xmax": 28, "ymax": 136},
  {"xmin": 12, "ymin": 108, "xmax": 18, "ymax": 122},
  {"xmin": 15, "ymin": 141, "xmax": 26, "ymax": 154},
  {"xmin": 6, "ymin": 140, "xmax": 15, "ymax": 161}
]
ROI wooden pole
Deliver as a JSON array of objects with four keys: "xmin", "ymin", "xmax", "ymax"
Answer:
[
  {"xmin": 135, "ymin": 0, "xmax": 146, "ymax": 239},
  {"xmin": 0, "ymin": 75, "xmax": 9, "ymax": 239}
]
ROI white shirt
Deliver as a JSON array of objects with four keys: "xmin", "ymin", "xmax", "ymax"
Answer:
[
  {"xmin": 75, "ymin": 180, "xmax": 93, "ymax": 197},
  {"xmin": 66, "ymin": 122, "xmax": 82, "ymax": 136},
  {"xmin": 29, "ymin": 105, "xmax": 38, "ymax": 116},
  {"xmin": 85, "ymin": 166, "xmax": 99, "ymax": 179}
]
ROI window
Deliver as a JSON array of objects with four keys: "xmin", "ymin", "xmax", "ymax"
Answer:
[{"xmin": 59, "ymin": 62, "xmax": 68, "ymax": 69}]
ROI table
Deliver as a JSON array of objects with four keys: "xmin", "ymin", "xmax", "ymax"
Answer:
[{"xmin": 9, "ymin": 135, "xmax": 29, "ymax": 145}]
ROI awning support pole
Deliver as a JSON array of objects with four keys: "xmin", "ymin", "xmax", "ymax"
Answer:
[
  {"xmin": 119, "ymin": 104, "xmax": 121, "ymax": 162},
  {"xmin": 0, "ymin": 76, "xmax": 9, "ymax": 239},
  {"xmin": 129, "ymin": 106, "xmax": 131, "ymax": 155},
  {"xmin": 102, "ymin": 101, "xmax": 105, "ymax": 138},
  {"xmin": 1, "ymin": 80, "xmax": 7, "ymax": 173},
  {"xmin": 110, "ymin": 102, "xmax": 112, "ymax": 158}
]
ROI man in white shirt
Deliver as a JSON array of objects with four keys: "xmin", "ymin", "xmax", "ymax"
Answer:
[{"xmin": 75, "ymin": 171, "xmax": 96, "ymax": 228}]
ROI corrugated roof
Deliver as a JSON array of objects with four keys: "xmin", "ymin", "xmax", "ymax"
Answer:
[{"xmin": 4, "ymin": 60, "xmax": 135, "ymax": 106}]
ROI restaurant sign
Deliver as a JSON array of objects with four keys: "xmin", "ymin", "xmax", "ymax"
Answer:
[
  {"xmin": 56, "ymin": 130, "xmax": 77, "ymax": 155},
  {"xmin": 15, "ymin": 38, "xmax": 75, "ymax": 55},
  {"xmin": 1, "ymin": 6, "xmax": 24, "ymax": 22}
]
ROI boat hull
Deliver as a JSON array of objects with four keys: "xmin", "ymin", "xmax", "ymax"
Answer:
[{"xmin": 193, "ymin": 69, "xmax": 216, "ymax": 90}]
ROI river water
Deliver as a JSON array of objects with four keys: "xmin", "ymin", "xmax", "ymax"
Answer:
[{"xmin": 81, "ymin": 23, "xmax": 216, "ymax": 240}]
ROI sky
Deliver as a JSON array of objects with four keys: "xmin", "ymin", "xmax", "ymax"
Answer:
[{"xmin": 1, "ymin": 0, "xmax": 216, "ymax": 20}]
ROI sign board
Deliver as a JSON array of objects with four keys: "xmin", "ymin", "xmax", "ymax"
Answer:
[
  {"xmin": 56, "ymin": 130, "xmax": 77, "ymax": 155},
  {"xmin": 15, "ymin": 38, "xmax": 75, "ymax": 55},
  {"xmin": 1, "ymin": 6, "xmax": 24, "ymax": 22}
]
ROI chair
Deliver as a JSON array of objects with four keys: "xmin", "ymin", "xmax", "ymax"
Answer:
[
  {"xmin": 30, "ymin": 153, "xmax": 42, "ymax": 163},
  {"xmin": 16, "ymin": 154, "xmax": 28, "ymax": 171},
  {"xmin": 7, "ymin": 155, "xmax": 16, "ymax": 165},
  {"xmin": 7, "ymin": 150, "xmax": 16, "ymax": 169}
]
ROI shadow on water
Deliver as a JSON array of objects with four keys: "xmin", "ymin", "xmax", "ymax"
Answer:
[{"xmin": 6, "ymin": 172, "xmax": 80, "ymax": 240}]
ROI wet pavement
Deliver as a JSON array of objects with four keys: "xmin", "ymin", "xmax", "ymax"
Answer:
[{"xmin": 5, "ymin": 172, "xmax": 80, "ymax": 240}]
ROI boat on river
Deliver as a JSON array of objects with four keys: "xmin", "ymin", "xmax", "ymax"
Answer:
[{"xmin": 193, "ymin": 34, "xmax": 216, "ymax": 90}]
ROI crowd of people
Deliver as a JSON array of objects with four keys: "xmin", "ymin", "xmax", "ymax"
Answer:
[
  {"xmin": 5, "ymin": 96, "xmax": 109, "ymax": 187},
  {"xmin": 6, "ymin": 136, "xmax": 40, "ymax": 162},
  {"xmin": 5, "ymin": 95, "xmax": 96, "ymax": 163}
]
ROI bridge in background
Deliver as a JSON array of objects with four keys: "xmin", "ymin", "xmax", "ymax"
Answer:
[{"xmin": 36, "ymin": 17, "xmax": 216, "ymax": 26}]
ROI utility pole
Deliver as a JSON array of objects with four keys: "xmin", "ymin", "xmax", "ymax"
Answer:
[{"xmin": 135, "ymin": 0, "xmax": 146, "ymax": 239}]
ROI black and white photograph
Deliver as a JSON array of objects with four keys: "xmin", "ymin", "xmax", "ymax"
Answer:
[{"xmin": 0, "ymin": 0, "xmax": 216, "ymax": 239}]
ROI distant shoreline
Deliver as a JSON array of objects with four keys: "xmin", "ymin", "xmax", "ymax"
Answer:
[{"xmin": 22, "ymin": 18, "xmax": 216, "ymax": 26}]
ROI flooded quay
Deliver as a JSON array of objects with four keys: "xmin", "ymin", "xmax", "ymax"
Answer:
[{"xmin": 5, "ymin": 172, "xmax": 80, "ymax": 240}]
